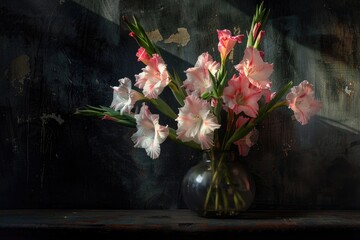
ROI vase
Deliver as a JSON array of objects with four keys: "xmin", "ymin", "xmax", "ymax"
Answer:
[{"xmin": 181, "ymin": 150, "xmax": 255, "ymax": 217}]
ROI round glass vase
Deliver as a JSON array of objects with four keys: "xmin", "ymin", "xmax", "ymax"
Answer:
[{"xmin": 181, "ymin": 150, "xmax": 255, "ymax": 217}]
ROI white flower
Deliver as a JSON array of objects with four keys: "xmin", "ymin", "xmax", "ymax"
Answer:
[
  {"xmin": 131, "ymin": 103, "xmax": 169, "ymax": 159},
  {"xmin": 110, "ymin": 77, "xmax": 142, "ymax": 114},
  {"xmin": 176, "ymin": 95, "xmax": 221, "ymax": 149}
]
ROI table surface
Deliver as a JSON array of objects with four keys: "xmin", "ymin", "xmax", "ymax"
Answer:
[{"xmin": 0, "ymin": 209, "xmax": 359, "ymax": 239}]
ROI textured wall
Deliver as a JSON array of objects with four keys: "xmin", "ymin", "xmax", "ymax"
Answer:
[{"xmin": 0, "ymin": 0, "xmax": 359, "ymax": 209}]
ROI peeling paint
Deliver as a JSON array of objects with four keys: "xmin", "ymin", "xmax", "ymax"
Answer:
[
  {"xmin": 233, "ymin": 26, "xmax": 241, "ymax": 35},
  {"xmin": 164, "ymin": 28, "xmax": 190, "ymax": 47},
  {"xmin": 5, "ymin": 55, "xmax": 31, "ymax": 94},
  {"xmin": 344, "ymin": 82, "xmax": 354, "ymax": 96},
  {"xmin": 230, "ymin": 26, "xmax": 241, "ymax": 63},
  {"xmin": 146, "ymin": 29, "xmax": 163, "ymax": 43},
  {"xmin": 40, "ymin": 113, "xmax": 64, "ymax": 125},
  {"xmin": 282, "ymin": 142, "xmax": 293, "ymax": 157},
  {"xmin": 228, "ymin": 50, "xmax": 234, "ymax": 62},
  {"xmin": 345, "ymin": 86, "xmax": 352, "ymax": 95}
]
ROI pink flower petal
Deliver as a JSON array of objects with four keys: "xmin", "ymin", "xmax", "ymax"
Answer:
[
  {"xmin": 217, "ymin": 29, "xmax": 244, "ymax": 61},
  {"xmin": 136, "ymin": 47, "xmax": 151, "ymax": 65},
  {"xmin": 222, "ymin": 74, "xmax": 263, "ymax": 118},
  {"xmin": 286, "ymin": 80, "xmax": 322, "ymax": 125},
  {"xmin": 235, "ymin": 47, "xmax": 273, "ymax": 89}
]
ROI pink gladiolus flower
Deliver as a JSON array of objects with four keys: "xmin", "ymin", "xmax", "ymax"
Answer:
[
  {"xmin": 234, "ymin": 116, "xmax": 259, "ymax": 157},
  {"xmin": 135, "ymin": 54, "xmax": 170, "ymax": 99},
  {"xmin": 235, "ymin": 47, "xmax": 273, "ymax": 89},
  {"xmin": 217, "ymin": 29, "xmax": 244, "ymax": 61},
  {"xmin": 129, "ymin": 31, "xmax": 136, "ymax": 38},
  {"xmin": 131, "ymin": 103, "xmax": 169, "ymax": 159},
  {"xmin": 183, "ymin": 52, "xmax": 220, "ymax": 95},
  {"xmin": 222, "ymin": 74, "xmax": 263, "ymax": 118},
  {"xmin": 136, "ymin": 47, "xmax": 151, "ymax": 65},
  {"xmin": 286, "ymin": 80, "xmax": 322, "ymax": 125},
  {"xmin": 176, "ymin": 95, "xmax": 221, "ymax": 149},
  {"xmin": 110, "ymin": 77, "xmax": 142, "ymax": 115}
]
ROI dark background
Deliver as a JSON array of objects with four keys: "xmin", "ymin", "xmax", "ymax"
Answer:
[{"xmin": 0, "ymin": 0, "xmax": 359, "ymax": 210}]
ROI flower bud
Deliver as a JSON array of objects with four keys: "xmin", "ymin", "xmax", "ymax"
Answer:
[{"xmin": 252, "ymin": 22, "xmax": 261, "ymax": 39}]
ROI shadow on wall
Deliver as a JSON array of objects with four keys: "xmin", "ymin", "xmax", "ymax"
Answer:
[
  {"xmin": 247, "ymin": 112, "xmax": 360, "ymax": 210},
  {"xmin": 0, "ymin": 0, "xmax": 205, "ymax": 209}
]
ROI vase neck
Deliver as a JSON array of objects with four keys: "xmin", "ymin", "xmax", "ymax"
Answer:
[{"xmin": 202, "ymin": 150, "xmax": 237, "ymax": 162}]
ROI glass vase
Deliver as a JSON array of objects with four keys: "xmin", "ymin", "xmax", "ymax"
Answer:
[{"xmin": 181, "ymin": 150, "xmax": 255, "ymax": 217}]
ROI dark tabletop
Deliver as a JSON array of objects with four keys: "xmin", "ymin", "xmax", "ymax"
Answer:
[{"xmin": 0, "ymin": 209, "xmax": 359, "ymax": 239}]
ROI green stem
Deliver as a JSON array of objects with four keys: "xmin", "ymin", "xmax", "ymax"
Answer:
[
  {"xmin": 221, "ymin": 188, "xmax": 229, "ymax": 211},
  {"xmin": 167, "ymin": 128, "xmax": 201, "ymax": 150},
  {"xmin": 148, "ymin": 97, "xmax": 178, "ymax": 119},
  {"xmin": 220, "ymin": 110, "xmax": 235, "ymax": 150},
  {"xmin": 203, "ymin": 152, "xmax": 226, "ymax": 212},
  {"xmin": 168, "ymin": 81, "xmax": 185, "ymax": 106},
  {"xmin": 215, "ymin": 183, "xmax": 220, "ymax": 211},
  {"xmin": 222, "ymin": 164, "xmax": 245, "ymax": 210},
  {"xmin": 203, "ymin": 151, "xmax": 250, "ymax": 214},
  {"xmin": 235, "ymin": 191, "xmax": 246, "ymax": 208},
  {"xmin": 203, "ymin": 170, "xmax": 218, "ymax": 212}
]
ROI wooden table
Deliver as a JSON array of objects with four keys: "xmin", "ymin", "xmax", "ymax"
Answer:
[{"xmin": 0, "ymin": 209, "xmax": 359, "ymax": 239}]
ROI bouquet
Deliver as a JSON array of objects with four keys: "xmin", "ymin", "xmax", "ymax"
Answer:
[{"xmin": 76, "ymin": 2, "xmax": 321, "ymax": 215}]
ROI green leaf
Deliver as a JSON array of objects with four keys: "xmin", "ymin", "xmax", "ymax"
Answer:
[
  {"xmin": 148, "ymin": 97, "xmax": 178, "ymax": 120},
  {"xmin": 168, "ymin": 128, "xmax": 201, "ymax": 150},
  {"xmin": 168, "ymin": 81, "xmax": 185, "ymax": 106},
  {"xmin": 75, "ymin": 105, "xmax": 136, "ymax": 128},
  {"xmin": 201, "ymin": 91, "xmax": 211, "ymax": 100},
  {"xmin": 208, "ymin": 69, "xmax": 219, "ymax": 98},
  {"xmin": 75, "ymin": 109, "xmax": 105, "ymax": 117}
]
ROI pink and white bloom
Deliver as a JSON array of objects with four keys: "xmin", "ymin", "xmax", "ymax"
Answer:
[
  {"xmin": 131, "ymin": 103, "xmax": 169, "ymax": 159},
  {"xmin": 222, "ymin": 74, "xmax": 263, "ymax": 118},
  {"xmin": 136, "ymin": 47, "xmax": 151, "ymax": 65},
  {"xmin": 183, "ymin": 52, "xmax": 220, "ymax": 95},
  {"xmin": 110, "ymin": 77, "xmax": 143, "ymax": 115},
  {"xmin": 135, "ymin": 54, "xmax": 170, "ymax": 99},
  {"xmin": 217, "ymin": 29, "xmax": 244, "ymax": 61},
  {"xmin": 234, "ymin": 116, "xmax": 259, "ymax": 157},
  {"xmin": 176, "ymin": 95, "xmax": 221, "ymax": 149},
  {"xmin": 286, "ymin": 80, "xmax": 322, "ymax": 125},
  {"xmin": 235, "ymin": 47, "xmax": 273, "ymax": 89}
]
